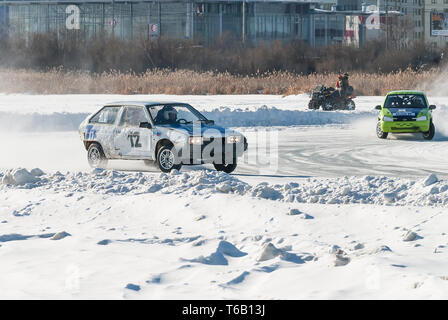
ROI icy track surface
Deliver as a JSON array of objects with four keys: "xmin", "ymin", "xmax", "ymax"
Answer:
[{"xmin": 1, "ymin": 94, "xmax": 448, "ymax": 178}]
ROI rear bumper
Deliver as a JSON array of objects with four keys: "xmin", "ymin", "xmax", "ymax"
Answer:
[{"xmin": 381, "ymin": 120, "xmax": 429, "ymax": 133}]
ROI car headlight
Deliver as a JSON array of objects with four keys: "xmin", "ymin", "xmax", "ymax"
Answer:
[
  {"xmin": 383, "ymin": 116, "xmax": 393, "ymax": 122},
  {"xmin": 416, "ymin": 116, "xmax": 427, "ymax": 121},
  {"xmin": 189, "ymin": 136, "xmax": 203, "ymax": 144},
  {"xmin": 227, "ymin": 135, "xmax": 241, "ymax": 144}
]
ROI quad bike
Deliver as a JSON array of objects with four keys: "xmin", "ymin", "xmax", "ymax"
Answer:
[{"xmin": 308, "ymin": 85, "xmax": 356, "ymax": 111}]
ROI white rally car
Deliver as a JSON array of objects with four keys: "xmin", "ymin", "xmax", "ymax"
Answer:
[{"xmin": 78, "ymin": 101, "xmax": 248, "ymax": 173}]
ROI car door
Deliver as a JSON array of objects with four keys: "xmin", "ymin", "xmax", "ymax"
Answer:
[
  {"xmin": 87, "ymin": 106, "xmax": 121, "ymax": 158},
  {"xmin": 113, "ymin": 105, "xmax": 152, "ymax": 159}
]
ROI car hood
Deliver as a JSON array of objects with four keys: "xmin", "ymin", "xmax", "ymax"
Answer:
[{"xmin": 156, "ymin": 123, "xmax": 239, "ymax": 137}]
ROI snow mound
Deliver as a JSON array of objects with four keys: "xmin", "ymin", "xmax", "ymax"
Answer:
[
  {"xmin": 3, "ymin": 169, "xmax": 448, "ymax": 207},
  {"xmin": 1, "ymin": 169, "xmax": 250, "ymax": 196},
  {"xmin": 334, "ymin": 249, "xmax": 350, "ymax": 267},
  {"xmin": 352, "ymin": 243, "xmax": 365, "ymax": 250},
  {"xmin": 226, "ymin": 271, "xmax": 251, "ymax": 286},
  {"xmin": 370, "ymin": 245, "xmax": 392, "ymax": 254},
  {"xmin": 51, "ymin": 231, "xmax": 71, "ymax": 240},
  {"xmin": 257, "ymin": 243, "xmax": 283, "ymax": 262},
  {"xmin": 217, "ymin": 240, "xmax": 247, "ymax": 257},
  {"xmin": 252, "ymin": 184, "xmax": 283, "ymax": 200},
  {"xmin": 257, "ymin": 242, "xmax": 310, "ymax": 264},
  {"xmin": 2, "ymin": 168, "xmax": 41, "ymax": 186},
  {"xmin": 423, "ymin": 174, "xmax": 438, "ymax": 187},
  {"xmin": 125, "ymin": 283, "xmax": 141, "ymax": 291},
  {"xmin": 287, "ymin": 208, "xmax": 313, "ymax": 219},
  {"xmin": 288, "ymin": 208, "xmax": 302, "ymax": 216},
  {"xmin": 403, "ymin": 230, "xmax": 421, "ymax": 242},
  {"xmin": 182, "ymin": 240, "xmax": 247, "ymax": 266},
  {"xmin": 269, "ymin": 175, "xmax": 448, "ymax": 207}
]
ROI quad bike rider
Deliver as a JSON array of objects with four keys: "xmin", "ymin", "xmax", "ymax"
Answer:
[
  {"xmin": 308, "ymin": 72, "xmax": 356, "ymax": 111},
  {"xmin": 336, "ymin": 73, "xmax": 349, "ymax": 98}
]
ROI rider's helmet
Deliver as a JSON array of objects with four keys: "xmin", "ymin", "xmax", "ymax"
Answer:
[
  {"xmin": 162, "ymin": 106, "xmax": 178, "ymax": 122},
  {"xmin": 344, "ymin": 73, "xmax": 349, "ymax": 78}
]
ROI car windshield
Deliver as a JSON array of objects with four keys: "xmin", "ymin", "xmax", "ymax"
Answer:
[
  {"xmin": 384, "ymin": 94, "xmax": 427, "ymax": 109},
  {"xmin": 148, "ymin": 104, "xmax": 208, "ymax": 125}
]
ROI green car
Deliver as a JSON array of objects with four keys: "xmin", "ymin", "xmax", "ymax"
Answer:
[{"xmin": 375, "ymin": 90, "xmax": 436, "ymax": 140}]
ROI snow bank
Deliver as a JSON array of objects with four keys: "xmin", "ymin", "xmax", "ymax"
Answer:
[
  {"xmin": 1, "ymin": 168, "xmax": 43, "ymax": 186},
  {"xmin": 202, "ymin": 106, "xmax": 375, "ymax": 128},
  {"xmin": 2, "ymin": 168, "xmax": 448, "ymax": 207},
  {"xmin": 0, "ymin": 112, "xmax": 88, "ymax": 132},
  {"xmin": 0, "ymin": 107, "xmax": 376, "ymax": 132}
]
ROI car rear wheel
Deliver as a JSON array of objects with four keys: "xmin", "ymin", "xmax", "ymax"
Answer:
[
  {"xmin": 423, "ymin": 122, "xmax": 435, "ymax": 140},
  {"xmin": 376, "ymin": 122, "xmax": 388, "ymax": 139},
  {"xmin": 156, "ymin": 145, "xmax": 182, "ymax": 173},
  {"xmin": 214, "ymin": 160, "xmax": 237, "ymax": 174},
  {"xmin": 87, "ymin": 143, "xmax": 108, "ymax": 168}
]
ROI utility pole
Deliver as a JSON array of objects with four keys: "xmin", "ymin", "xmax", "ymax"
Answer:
[
  {"xmin": 242, "ymin": 0, "xmax": 246, "ymax": 43},
  {"xmin": 112, "ymin": 0, "xmax": 115, "ymax": 37},
  {"xmin": 385, "ymin": 0, "xmax": 389, "ymax": 49},
  {"xmin": 422, "ymin": 0, "xmax": 425, "ymax": 43}
]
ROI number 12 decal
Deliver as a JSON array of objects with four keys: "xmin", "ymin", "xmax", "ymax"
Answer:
[{"xmin": 128, "ymin": 133, "xmax": 142, "ymax": 148}]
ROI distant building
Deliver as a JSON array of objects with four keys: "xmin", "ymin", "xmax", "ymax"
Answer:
[
  {"xmin": 362, "ymin": 0, "xmax": 423, "ymax": 44},
  {"xmin": 424, "ymin": 0, "xmax": 448, "ymax": 48},
  {"xmin": 0, "ymin": 0, "xmax": 371, "ymax": 47},
  {"xmin": 337, "ymin": 0, "xmax": 361, "ymax": 10}
]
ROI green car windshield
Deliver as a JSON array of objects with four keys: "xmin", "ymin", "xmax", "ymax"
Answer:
[{"xmin": 385, "ymin": 94, "xmax": 427, "ymax": 109}]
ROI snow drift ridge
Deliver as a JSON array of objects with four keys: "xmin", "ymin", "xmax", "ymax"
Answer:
[
  {"xmin": 2, "ymin": 168, "xmax": 447, "ymax": 207},
  {"xmin": 0, "ymin": 107, "xmax": 375, "ymax": 132}
]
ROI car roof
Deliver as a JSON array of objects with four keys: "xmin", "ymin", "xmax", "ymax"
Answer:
[
  {"xmin": 386, "ymin": 90, "xmax": 426, "ymax": 96},
  {"xmin": 103, "ymin": 101, "xmax": 188, "ymax": 107}
]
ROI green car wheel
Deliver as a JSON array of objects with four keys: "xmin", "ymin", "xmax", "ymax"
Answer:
[
  {"xmin": 422, "ymin": 122, "xmax": 435, "ymax": 140},
  {"xmin": 376, "ymin": 122, "xmax": 388, "ymax": 139}
]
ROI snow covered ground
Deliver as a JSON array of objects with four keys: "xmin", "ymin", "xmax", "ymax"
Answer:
[{"xmin": 1, "ymin": 93, "xmax": 448, "ymax": 299}]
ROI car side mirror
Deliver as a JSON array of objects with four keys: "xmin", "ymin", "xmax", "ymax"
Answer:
[
  {"xmin": 375, "ymin": 105, "xmax": 382, "ymax": 110},
  {"xmin": 139, "ymin": 122, "xmax": 152, "ymax": 129},
  {"xmin": 208, "ymin": 120, "xmax": 215, "ymax": 125},
  {"xmin": 429, "ymin": 105, "xmax": 436, "ymax": 110}
]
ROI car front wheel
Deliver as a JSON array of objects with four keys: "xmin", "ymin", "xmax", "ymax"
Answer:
[
  {"xmin": 423, "ymin": 122, "xmax": 435, "ymax": 140},
  {"xmin": 376, "ymin": 122, "xmax": 388, "ymax": 139},
  {"xmin": 156, "ymin": 145, "xmax": 182, "ymax": 173}
]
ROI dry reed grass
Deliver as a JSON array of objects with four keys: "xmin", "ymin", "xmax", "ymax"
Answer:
[{"xmin": 0, "ymin": 68, "xmax": 441, "ymax": 96}]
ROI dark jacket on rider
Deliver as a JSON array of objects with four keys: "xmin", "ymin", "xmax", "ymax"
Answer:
[{"xmin": 338, "ymin": 74, "xmax": 349, "ymax": 97}]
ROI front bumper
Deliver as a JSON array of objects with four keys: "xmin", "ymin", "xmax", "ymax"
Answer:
[
  {"xmin": 178, "ymin": 137, "xmax": 248, "ymax": 165},
  {"xmin": 381, "ymin": 120, "xmax": 430, "ymax": 133}
]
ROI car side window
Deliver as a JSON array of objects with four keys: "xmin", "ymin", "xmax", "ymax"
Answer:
[
  {"xmin": 90, "ymin": 106, "xmax": 120, "ymax": 125},
  {"xmin": 119, "ymin": 106, "xmax": 148, "ymax": 127}
]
